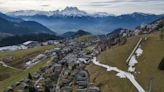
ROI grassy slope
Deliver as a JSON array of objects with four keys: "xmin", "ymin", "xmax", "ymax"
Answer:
[
  {"xmin": 0, "ymin": 57, "xmax": 52, "ymax": 92},
  {"xmin": 87, "ymin": 32, "xmax": 164, "ymax": 92},
  {"xmin": 85, "ymin": 45, "xmax": 96, "ymax": 52},
  {"xmin": 98, "ymin": 36, "xmax": 140, "ymax": 70},
  {"xmin": 136, "ymin": 32, "xmax": 164, "ymax": 92},
  {"xmin": 0, "ymin": 45, "xmax": 55, "ymax": 68},
  {"xmin": 75, "ymin": 35, "xmax": 93, "ymax": 42},
  {"xmin": 87, "ymin": 36, "xmax": 140, "ymax": 92}
]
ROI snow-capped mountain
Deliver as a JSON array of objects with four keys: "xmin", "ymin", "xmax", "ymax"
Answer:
[
  {"xmin": 93, "ymin": 12, "xmax": 114, "ymax": 17},
  {"xmin": 7, "ymin": 6, "xmax": 111, "ymax": 17},
  {"xmin": 7, "ymin": 7, "xmax": 87, "ymax": 17},
  {"xmin": 56, "ymin": 7, "xmax": 87, "ymax": 16},
  {"xmin": 7, "ymin": 10, "xmax": 54, "ymax": 16},
  {"xmin": 5, "ymin": 6, "xmax": 164, "ymax": 34}
]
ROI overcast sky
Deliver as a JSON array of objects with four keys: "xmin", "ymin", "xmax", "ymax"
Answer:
[{"xmin": 0, "ymin": 0, "xmax": 164, "ymax": 15}]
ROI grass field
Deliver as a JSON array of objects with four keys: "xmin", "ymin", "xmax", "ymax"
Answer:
[
  {"xmin": 75, "ymin": 35, "xmax": 94, "ymax": 42},
  {"xmin": 0, "ymin": 45, "xmax": 55, "ymax": 68},
  {"xmin": 97, "ymin": 36, "xmax": 140, "ymax": 71},
  {"xmin": 0, "ymin": 57, "xmax": 53, "ymax": 92},
  {"xmin": 87, "ymin": 32, "xmax": 164, "ymax": 92},
  {"xmin": 136, "ymin": 32, "xmax": 164, "ymax": 92},
  {"xmin": 87, "ymin": 36, "xmax": 140, "ymax": 92},
  {"xmin": 85, "ymin": 44, "xmax": 97, "ymax": 53}
]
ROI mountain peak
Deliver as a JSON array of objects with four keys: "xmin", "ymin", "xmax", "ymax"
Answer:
[
  {"xmin": 59, "ymin": 6, "xmax": 87, "ymax": 16},
  {"xmin": 64, "ymin": 6, "xmax": 79, "ymax": 11}
]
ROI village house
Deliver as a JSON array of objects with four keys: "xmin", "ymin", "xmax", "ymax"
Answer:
[
  {"xmin": 76, "ymin": 88, "xmax": 88, "ymax": 92},
  {"xmin": 3, "ymin": 87, "xmax": 13, "ymax": 92},
  {"xmin": 23, "ymin": 41, "xmax": 40, "ymax": 48},
  {"xmin": 62, "ymin": 86, "xmax": 72, "ymax": 92},
  {"xmin": 88, "ymin": 86, "xmax": 100, "ymax": 92},
  {"xmin": 75, "ymin": 70, "xmax": 89, "ymax": 88}
]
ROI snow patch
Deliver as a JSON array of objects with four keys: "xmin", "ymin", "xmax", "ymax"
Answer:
[
  {"xmin": 128, "ymin": 66, "xmax": 136, "ymax": 72},
  {"xmin": 92, "ymin": 57, "xmax": 145, "ymax": 92},
  {"xmin": 128, "ymin": 55, "xmax": 138, "ymax": 72},
  {"xmin": 136, "ymin": 47, "xmax": 143, "ymax": 57},
  {"xmin": 116, "ymin": 72, "xmax": 126, "ymax": 78}
]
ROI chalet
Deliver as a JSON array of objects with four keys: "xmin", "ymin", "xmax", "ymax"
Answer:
[
  {"xmin": 76, "ymin": 88, "xmax": 87, "ymax": 92},
  {"xmin": 23, "ymin": 78, "xmax": 31, "ymax": 83},
  {"xmin": 63, "ymin": 86, "xmax": 72, "ymax": 92},
  {"xmin": 134, "ymin": 29, "xmax": 141, "ymax": 35},
  {"xmin": 51, "ymin": 72, "xmax": 60, "ymax": 81},
  {"xmin": 35, "ymin": 85, "xmax": 44, "ymax": 92},
  {"xmin": 77, "ymin": 81, "xmax": 88, "ymax": 88},
  {"xmin": 75, "ymin": 70, "xmax": 89, "ymax": 88},
  {"xmin": 78, "ymin": 57, "xmax": 90, "ymax": 64},
  {"xmin": 47, "ymin": 40, "xmax": 59, "ymax": 45},
  {"xmin": 3, "ymin": 87, "xmax": 13, "ymax": 92},
  {"xmin": 23, "ymin": 41, "xmax": 40, "ymax": 48},
  {"xmin": 0, "ymin": 45, "xmax": 27, "ymax": 52},
  {"xmin": 20, "ymin": 82, "xmax": 28, "ymax": 89},
  {"xmin": 52, "ymin": 63, "xmax": 62, "ymax": 72},
  {"xmin": 26, "ymin": 54, "xmax": 46, "ymax": 67},
  {"xmin": 61, "ymin": 78, "xmax": 70, "ymax": 85},
  {"xmin": 88, "ymin": 86, "xmax": 100, "ymax": 92},
  {"xmin": 11, "ymin": 82, "xmax": 20, "ymax": 89},
  {"xmin": 32, "ymin": 73, "xmax": 41, "ymax": 79},
  {"xmin": 68, "ymin": 62, "xmax": 76, "ymax": 70},
  {"xmin": 48, "ymin": 83, "xmax": 56, "ymax": 91},
  {"xmin": 63, "ymin": 69, "xmax": 71, "ymax": 76}
]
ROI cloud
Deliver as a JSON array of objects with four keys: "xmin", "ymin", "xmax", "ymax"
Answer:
[
  {"xmin": 0, "ymin": 0, "xmax": 163, "ymax": 15},
  {"xmin": 41, "ymin": 4, "xmax": 49, "ymax": 7},
  {"xmin": 91, "ymin": 0, "xmax": 164, "ymax": 3}
]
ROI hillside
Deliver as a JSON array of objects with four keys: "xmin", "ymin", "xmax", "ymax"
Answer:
[
  {"xmin": 0, "ymin": 58, "xmax": 53, "ymax": 92},
  {"xmin": 0, "ymin": 15, "xmax": 55, "ymax": 35},
  {"xmin": 62, "ymin": 31, "xmax": 76, "ymax": 38},
  {"xmin": 0, "ymin": 33, "xmax": 13, "ymax": 40},
  {"xmin": 0, "ymin": 12, "xmax": 22, "ymax": 22},
  {"xmin": 11, "ymin": 8, "xmax": 163, "ymax": 34},
  {"xmin": 0, "ymin": 33, "xmax": 62, "ymax": 47},
  {"xmin": 62, "ymin": 30, "xmax": 91, "ymax": 38},
  {"xmin": 86, "ymin": 32, "xmax": 164, "ymax": 92},
  {"xmin": 135, "ymin": 33, "xmax": 164, "ymax": 92},
  {"xmin": 0, "ymin": 45, "xmax": 54, "ymax": 69},
  {"xmin": 72, "ymin": 30, "xmax": 91, "ymax": 37}
]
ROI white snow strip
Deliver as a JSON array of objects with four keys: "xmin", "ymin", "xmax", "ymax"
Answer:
[
  {"xmin": 129, "ymin": 55, "xmax": 138, "ymax": 66},
  {"xmin": 135, "ymin": 47, "xmax": 143, "ymax": 57},
  {"xmin": 116, "ymin": 72, "xmax": 126, "ymax": 78},
  {"xmin": 128, "ymin": 55, "xmax": 138, "ymax": 72},
  {"xmin": 128, "ymin": 66, "xmax": 136, "ymax": 72},
  {"xmin": 92, "ymin": 57, "xmax": 145, "ymax": 92}
]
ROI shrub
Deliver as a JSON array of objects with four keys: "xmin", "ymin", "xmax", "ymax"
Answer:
[{"xmin": 158, "ymin": 57, "xmax": 164, "ymax": 70}]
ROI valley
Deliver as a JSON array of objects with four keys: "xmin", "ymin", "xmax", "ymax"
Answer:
[{"xmin": 0, "ymin": 4, "xmax": 163, "ymax": 92}]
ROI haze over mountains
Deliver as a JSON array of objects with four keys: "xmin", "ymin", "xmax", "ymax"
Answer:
[
  {"xmin": 6, "ymin": 7, "xmax": 164, "ymax": 34},
  {"xmin": 0, "ymin": 13, "xmax": 55, "ymax": 35}
]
